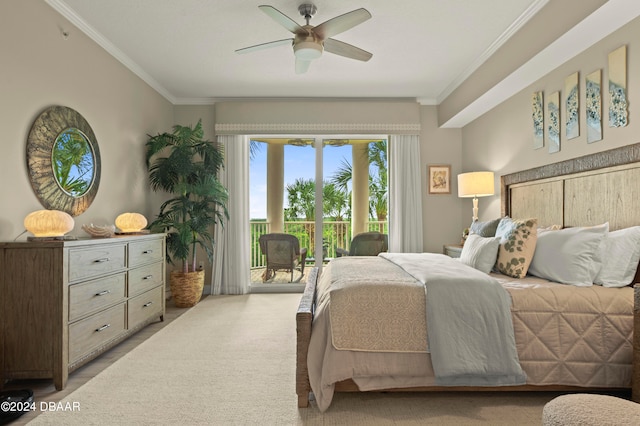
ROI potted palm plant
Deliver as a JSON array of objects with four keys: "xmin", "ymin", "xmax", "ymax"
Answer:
[{"xmin": 146, "ymin": 119, "xmax": 228, "ymax": 307}]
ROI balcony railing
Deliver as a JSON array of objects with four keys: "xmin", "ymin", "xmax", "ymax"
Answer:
[{"xmin": 250, "ymin": 220, "xmax": 388, "ymax": 269}]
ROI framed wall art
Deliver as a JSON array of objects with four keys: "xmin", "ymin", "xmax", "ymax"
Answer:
[
  {"xmin": 586, "ymin": 69, "xmax": 603, "ymax": 143},
  {"xmin": 532, "ymin": 91, "xmax": 544, "ymax": 149},
  {"xmin": 608, "ymin": 45, "xmax": 628, "ymax": 128},
  {"xmin": 427, "ymin": 164, "xmax": 451, "ymax": 194},
  {"xmin": 565, "ymin": 72, "xmax": 579, "ymax": 139},
  {"xmin": 547, "ymin": 91, "xmax": 560, "ymax": 153}
]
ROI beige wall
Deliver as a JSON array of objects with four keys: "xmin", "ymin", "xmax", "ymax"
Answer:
[
  {"xmin": 420, "ymin": 106, "xmax": 463, "ymax": 253},
  {"xmin": 0, "ymin": 0, "xmax": 174, "ymax": 241},
  {"xmin": 174, "ymin": 106, "xmax": 216, "ymax": 140},
  {"xmin": 461, "ymin": 15, "xmax": 640, "ymax": 230}
]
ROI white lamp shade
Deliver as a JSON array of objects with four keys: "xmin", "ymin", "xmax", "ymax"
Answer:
[
  {"xmin": 457, "ymin": 171, "xmax": 495, "ymax": 198},
  {"xmin": 24, "ymin": 210, "xmax": 74, "ymax": 237},
  {"xmin": 294, "ymin": 41, "xmax": 323, "ymax": 60},
  {"xmin": 115, "ymin": 212, "xmax": 147, "ymax": 232}
]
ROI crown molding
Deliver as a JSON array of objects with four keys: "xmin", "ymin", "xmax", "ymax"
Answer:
[
  {"xmin": 436, "ymin": 0, "xmax": 549, "ymax": 104},
  {"xmin": 45, "ymin": 0, "xmax": 177, "ymax": 104}
]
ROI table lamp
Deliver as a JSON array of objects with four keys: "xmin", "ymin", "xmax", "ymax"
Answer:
[{"xmin": 457, "ymin": 171, "xmax": 495, "ymax": 222}]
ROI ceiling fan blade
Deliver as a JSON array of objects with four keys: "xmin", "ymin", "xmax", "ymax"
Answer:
[
  {"xmin": 313, "ymin": 8, "xmax": 371, "ymax": 40},
  {"xmin": 259, "ymin": 5, "xmax": 306, "ymax": 34},
  {"xmin": 295, "ymin": 58, "xmax": 312, "ymax": 74},
  {"xmin": 323, "ymin": 38, "xmax": 372, "ymax": 62},
  {"xmin": 235, "ymin": 38, "xmax": 293, "ymax": 54}
]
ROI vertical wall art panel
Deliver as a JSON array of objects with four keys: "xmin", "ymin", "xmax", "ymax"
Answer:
[
  {"xmin": 586, "ymin": 70, "xmax": 603, "ymax": 143},
  {"xmin": 565, "ymin": 72, "xmax": 579, "ymax": 139},
  {"xmin": 532, "ymin": 91, "xmax": 544, "ymax": 149},
  {"xmin": 547, "ymin": 91, "xmax": 560, "ymax": 153},
  {"xmin": 608, "ymin": 45, "xmax": 628, "ymax": 127}
]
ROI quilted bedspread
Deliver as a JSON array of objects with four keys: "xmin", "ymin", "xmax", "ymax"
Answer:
[
  {"xmin": 308, "ymin": 257, "xmax": 634, "ymax": 412},
  {"xmin": 496, "ymin": 273, "xmax": 634, "ymax": 386}
]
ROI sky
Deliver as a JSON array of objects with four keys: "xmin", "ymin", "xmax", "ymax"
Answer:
[{"xmin": 249, "ymin": 142, "xmax": 353, "ymax": 220}]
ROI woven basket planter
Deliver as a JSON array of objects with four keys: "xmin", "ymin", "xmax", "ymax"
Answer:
[{"xmin": 170, "ymin": 270, "xmax": 205, "ymax": 308}]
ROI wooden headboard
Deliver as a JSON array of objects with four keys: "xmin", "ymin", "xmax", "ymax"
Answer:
[{"xmin": 501, "ymin": 143, "xmax": 640, "ymax": 231}]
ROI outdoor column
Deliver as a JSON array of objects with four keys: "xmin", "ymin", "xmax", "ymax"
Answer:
[
  {"xmin": 266, "ymin": 143, "xmax": 284, "ymax": 233},
  {"xmin": 352, "ymin": 143, "xmax": 369, "ymax": 236}
]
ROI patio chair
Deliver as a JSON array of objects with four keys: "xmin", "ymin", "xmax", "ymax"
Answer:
[
  {"xmin": 335, "ymin": 231, "xmax": 389, "ymax": 257},
  {"xmin": 259, "ymin": 233, "xmax": 307, "ymax": 283}
]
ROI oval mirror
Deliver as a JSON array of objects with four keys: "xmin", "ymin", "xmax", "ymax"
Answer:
[{"xmin": 27, "ymin": 106, "xmax": 101, "ymax": 216}]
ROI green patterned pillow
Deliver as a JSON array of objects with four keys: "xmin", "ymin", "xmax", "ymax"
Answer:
[{"xmin": 496, "ymin": 218, "xmax": 538, "ymax": 278}]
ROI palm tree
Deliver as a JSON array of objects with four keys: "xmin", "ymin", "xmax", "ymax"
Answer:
[
  {"xmin": 329, "ymin": 140, "xmax": 388, "ymax": 221},
  {"xmin": 146, "ymin": 119, "xmax": 229, "ymax": 273},
  {"xmin": 284, "ymin": 178, "xmax": 349, "ymax": 259},
  {"xmin": 52, "ymin": 129, "xmax": 93, "ymax": 196},
  {"xmin": 284, "ymin": 178, "xmax": 351, "ymax": 221},
  {"xmin": 249, "ymin": 140, "xmax": 263, "ymax": 161},
  {"xmin": 323, "ymin": 183, "xmax": 349, "ymax": 221},
  {"xmin": 285, "ymin": 178, "xmax": 316, "ymax": 221}
]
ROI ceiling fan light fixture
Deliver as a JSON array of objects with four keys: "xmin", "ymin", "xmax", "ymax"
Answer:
[{"xmin": 294, "ymin": 41, "xmax": 323, "ymax": 60}]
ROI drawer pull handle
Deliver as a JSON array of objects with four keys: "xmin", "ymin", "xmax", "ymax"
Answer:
[
  {"xmin": 143, "ymin": 301, "xmax": 154, "ymax": 308},
  {"xmin": 143, "ymin": 275, "xmax": 153, "ymax": 280},
  {"xmin": 143, "ymin": 250, "xmax": 153, "ymax": 254},
  {"xmin": 95, "ymin": 290, "xmax": 111, "ymax": 296},
  {"xmin": 94, "ymin": 258, "xmax": 110, "ymax": 263},
  {"xmin": 95, "ymin": 324, "xmax": 111, "ymax": 332}
]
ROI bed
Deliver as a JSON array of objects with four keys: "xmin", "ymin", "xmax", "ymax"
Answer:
[{"xmin": 295, "ymin": 143, "xmax": 640, "ymax": 411}]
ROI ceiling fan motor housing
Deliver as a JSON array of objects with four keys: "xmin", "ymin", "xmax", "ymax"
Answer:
[{"xmin": 298, "ymin": 4, "xmax": 318, "ymax": 22}]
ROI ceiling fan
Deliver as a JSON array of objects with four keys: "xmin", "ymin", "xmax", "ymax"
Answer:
[{"xmin": 235, "ymin": 4, "xmax": 373, "ymax": 74}]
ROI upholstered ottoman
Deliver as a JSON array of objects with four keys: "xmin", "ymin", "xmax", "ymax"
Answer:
[{"xmin": 542, "ymin": 394, "xmax": 640, "ymax": 425}]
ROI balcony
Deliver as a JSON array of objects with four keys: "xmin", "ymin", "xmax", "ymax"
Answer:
[{"xmin": 250, "ymin": 220, "xmax": 387, "ymax": 283}]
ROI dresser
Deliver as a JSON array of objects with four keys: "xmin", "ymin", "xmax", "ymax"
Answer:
[{"xmin": 0, "ymin": 233, "xmax": 165, "ymax": 390}]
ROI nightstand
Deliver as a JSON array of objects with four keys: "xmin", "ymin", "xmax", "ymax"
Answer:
[{"xmin": 443, "ymin": 244, "xmax": 463, "ymax": 258}]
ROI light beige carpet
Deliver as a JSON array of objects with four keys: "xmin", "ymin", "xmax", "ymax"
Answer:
[{"xmin": 28, "ymin": 293, "xmax": 562, "ymax": 425}]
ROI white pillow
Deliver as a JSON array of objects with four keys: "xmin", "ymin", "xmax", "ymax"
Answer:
[
  {"xmin": 459, "ymin": 234, "xmax": 500, "ymax": 274},
  {"xmin": 594, "ymin": 226, "xmax": 640, "ymax": 287},
  {"xmin": 528, "ymin": 223, "xmax": 609, "ymax": 286}
]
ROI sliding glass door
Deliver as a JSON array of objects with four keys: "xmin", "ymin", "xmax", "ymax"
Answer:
[{"xmin": 249, "ymin": 136, "xmax": 387, "ymax": 288}]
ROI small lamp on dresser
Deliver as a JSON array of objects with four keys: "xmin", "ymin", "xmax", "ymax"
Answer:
[
  {"xmin": 115, "ymin": 212, "xmax": 147, "ymax": 233},
  {"xmin": 457, "ymin": 171, "xmax": 495, "ymax": 222},
  {"xmin": 24, "ymin": 209, "xmax": 74, "ymax": 240}
]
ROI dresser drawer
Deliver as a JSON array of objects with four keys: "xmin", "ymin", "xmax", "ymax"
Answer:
[
  {"xmin": 128, "ymin": 261, "xmax": 163, "ymax": 296},
  {"xmin": 69, "ymin": 273, "xmax": 126, "ymax": 322},
  {"xmin": 69, "ymin": 244, "xmax": 126, "ymax": 282},
  {"xmin": 128, "ymin": 287, "xmax": 163, "ymax": 330},
  {"xmin": 69, "ymin": 303, "xmax": 126, "ymax": 363},
  {"xmin": 129, "ymin": 238, "xmax": 163, "ymax": 268}
]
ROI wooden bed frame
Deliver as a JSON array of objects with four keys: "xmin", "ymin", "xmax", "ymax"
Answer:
[{"xmin": 296, "ymin": 143, "xmax": 640, "ymax": 408}]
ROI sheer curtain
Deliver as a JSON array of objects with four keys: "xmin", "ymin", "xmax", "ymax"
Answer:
[
  {"xmin": 388, "ymin": 134, "xmax": 424, "ymax": 253},
  {"xmin": 211, "ymin": 135, "xmax": 250, "ymax": 294}
]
